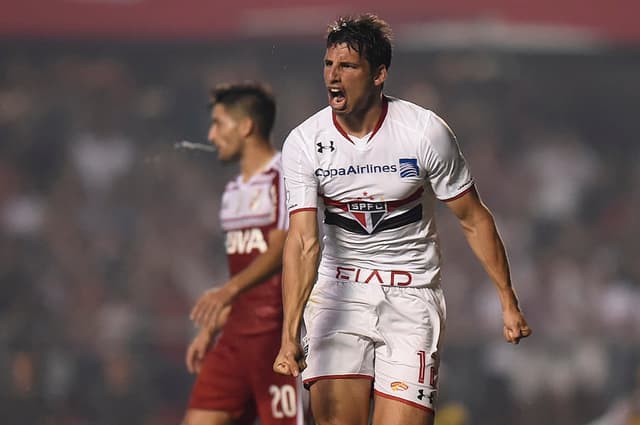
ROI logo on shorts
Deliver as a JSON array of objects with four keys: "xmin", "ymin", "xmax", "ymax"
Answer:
[
  {"xmin": 417, "ymin": 390, "xmax": 437, "ymax": 404},
  {"xmin": 399, "ymin": 158, "xmax": 419, "ymax": 178},
  {"xmin": 390, "ymin": 381, "xmax": 408, "ymax": 392}
]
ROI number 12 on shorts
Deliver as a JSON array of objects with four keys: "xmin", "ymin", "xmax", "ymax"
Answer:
[{"xmin": 417, "ymin": 350, "xmax": 438, "ymax": 387}]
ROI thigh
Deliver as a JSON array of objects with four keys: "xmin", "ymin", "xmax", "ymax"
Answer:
[
  {"xmin": 187, "ymin": 333, "xmax": 254, "ymax": 421},
  {"xmin": 302, "ymin": 280, "xmax": 377, "ymax": 387},
  {"xmin": 372, "ymin": 393, "xmax": 434, "ymax": 425},
  {"xmin": 310, "ymin": 378, "xmax": 372, "ymax": 425},
  {"xmin": 373, "ymin": 287, "xmax": 445, "ymax": 414}
]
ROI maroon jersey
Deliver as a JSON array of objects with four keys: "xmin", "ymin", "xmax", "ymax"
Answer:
[
  {"xmin": 189, "ymin": 153, "xmax": 307, "ymax": 425},
  {"xmin": 220, "ymin": 153, "xmax": 288, "ymax": 336}
]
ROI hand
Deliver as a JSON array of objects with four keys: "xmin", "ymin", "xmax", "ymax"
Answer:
[
  {"xmin": 502, "ymin": 308, "xmax": 532, "ymax": 344},
  {"xmin": 190, "ymin": 287, "xmax": 234, "ymax": 329},
  {"xmin": 185, "ymin": 328, "xmax": 214, "ymax": 374},
  {"xmin": 273, "ymin": 340, "xmax": 306, "ymax": 377}
]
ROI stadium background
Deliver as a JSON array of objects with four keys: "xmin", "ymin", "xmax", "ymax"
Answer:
[{"xmin": 1, "ymin": 1, "xmax": 639, "ymax": 424}]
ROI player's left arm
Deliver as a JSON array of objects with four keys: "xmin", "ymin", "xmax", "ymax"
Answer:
[
  {"xmin": 191, "ymin": 228, "xmax": 286, "ymax": 328},
  {"xmin": 446, "ymin": 186, "xmax": 532, "ymax": 344}
]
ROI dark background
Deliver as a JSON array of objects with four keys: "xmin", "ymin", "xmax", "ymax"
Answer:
[{"xmin": 1, "ymin": 2, "xmax": 639, "ymax": 424}]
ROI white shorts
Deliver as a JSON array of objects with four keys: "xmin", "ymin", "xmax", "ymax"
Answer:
[{"xmin": 301, "ymin": 278, "xmax": 446, "ymax": 413}]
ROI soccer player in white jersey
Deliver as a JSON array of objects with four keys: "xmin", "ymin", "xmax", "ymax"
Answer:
[
  {"xmin": 185, "ymin": 83, "xmax": 307, "ymax": 425},
  {"xmin": 273, "ymin": 14, "xmax": 531, "ymax": 425}
]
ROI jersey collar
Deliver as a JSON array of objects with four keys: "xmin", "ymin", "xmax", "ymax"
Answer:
[{"xmin": 332, "ymin": 95, "xmax": 389, "ymax": 144}]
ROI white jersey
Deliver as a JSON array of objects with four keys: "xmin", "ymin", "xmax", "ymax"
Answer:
[{"xmin": 282, "ymin": 97, "xmax": 473, "ymax": 288}]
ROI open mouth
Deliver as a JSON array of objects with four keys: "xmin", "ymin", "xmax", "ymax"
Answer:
[{"xmin": 328, "ymin": 88, "xmax": 346, "ymax": 108}]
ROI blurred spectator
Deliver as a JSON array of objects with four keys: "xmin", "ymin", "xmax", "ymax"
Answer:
[
  {"xmin": 0, "ymin": 41, "xmax": 638, "ymax": 425},
  {"xmin": 586, "ymin": 366, "xmax": 640, "ymax": 425}
]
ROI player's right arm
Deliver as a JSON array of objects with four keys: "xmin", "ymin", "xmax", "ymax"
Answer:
[
  {"xmin": 274, "ymin": 210, "xmax": 320, "ymax": 377},
  {"xmin": 273, "ymin": 128, "xmax": 320, "ymax": 377}
]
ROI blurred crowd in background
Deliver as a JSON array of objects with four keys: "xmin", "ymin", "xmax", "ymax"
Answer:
[{"xmin": 1, "ymin": 40, "xmax": 639, "ymax": 425}]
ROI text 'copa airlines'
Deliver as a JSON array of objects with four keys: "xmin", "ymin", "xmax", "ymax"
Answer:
[{"xmin": 315, "ymin": 163, "xmax": 398, "ymax": 177}]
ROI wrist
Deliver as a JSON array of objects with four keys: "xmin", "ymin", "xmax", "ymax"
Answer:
[
  {"xmin": 222, "ymin": 281, "xmax": 241, "ymax": 301},
  {"xmin": 201, "ymin": 324, "xmax": 217, "ymax": 336},
  {"xmin": 281, "ymin": 326, "xmax": 300, "ymax": 344},
  {"xmin": 497, "ymin": 288, "xmax": 520, "ymax": 312}
]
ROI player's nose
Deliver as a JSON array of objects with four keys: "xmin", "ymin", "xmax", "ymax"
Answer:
[
  {"xmin": 326, "ymin": 64, "xmax": 340, "ymax": 82},
  {"xmin": 208, "ymin": 126, "xmax": 217, "ymax": 144}
]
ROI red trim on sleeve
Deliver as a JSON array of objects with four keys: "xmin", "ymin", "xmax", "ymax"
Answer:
[
  {"xmin": 440, "ymin": 183, "xmax": 474, "ymax": 202},
  {"xmin": 289, "ymin": 207, "xmax": 317, "ymax": 216},
  {"xmin": 373, "ymin": 390, "xmax": 435, "ymax": 414}
]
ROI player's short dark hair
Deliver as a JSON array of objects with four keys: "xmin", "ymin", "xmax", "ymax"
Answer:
[
  {"xmin": 326, "ymin": 13, "xmax": 393, "ymax": 71},
  {"xmin": 209, "ymin": 82, "xmax": 276, "ymax": 140}
]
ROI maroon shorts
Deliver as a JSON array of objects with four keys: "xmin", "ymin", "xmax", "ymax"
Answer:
[{"xmin": 188, "ymin": 329, "xmax": 304, "ymax": 425}]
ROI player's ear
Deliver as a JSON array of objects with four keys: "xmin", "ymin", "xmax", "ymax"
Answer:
[
  {"xmin": 238, "ymin": 116, "xmax": 254, "ymax": 138},
  {"xmin": 372, "ymin": 65, "xmax": 388, "ymax": 87}
]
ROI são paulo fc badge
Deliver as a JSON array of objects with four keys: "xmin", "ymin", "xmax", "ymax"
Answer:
[{"xmin": 347, "ymin": 201, "xmax": 387, "ymax": 233}]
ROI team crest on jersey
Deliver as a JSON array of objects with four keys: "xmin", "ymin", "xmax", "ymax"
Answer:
[
  {"xmin": 399, "ymin": 158, "xmax": 419, "ymax": 178},
  {"xmin": 347, "ymin": 201, "xmax": 388, "ymax": 233}
]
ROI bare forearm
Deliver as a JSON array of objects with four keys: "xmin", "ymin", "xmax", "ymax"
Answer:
[
  {"xmin": 460, "ymin": 209, "xmax": 520, "ymax": 311},
  {"xmin": 448, "ymin": 190, "xmax": 531, "ymax": 342},
  {"xmin": 281, "ymin": 234, "xmax": 320, "ymax": 343},
  {"xmin": 226, "ymin": 248, "xmax": 283, "ymax": 297}
]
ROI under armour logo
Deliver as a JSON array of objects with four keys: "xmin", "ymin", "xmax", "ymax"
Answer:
[
  {"xmin": 317, "ymin": 141, "xmax": 335, "ymax": 153},
  {"xmin": 417, "ymin": 390, "xmax": 437, "ymax": 405}
]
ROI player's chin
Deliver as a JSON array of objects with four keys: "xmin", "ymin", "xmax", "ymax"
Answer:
[
  {"xmin": 217, "ymin": 151, "xmax": 234, "ymax": 162},
  {"xmin": 330, "ymin": 104, "xmax": 349, "ymax": 115}
]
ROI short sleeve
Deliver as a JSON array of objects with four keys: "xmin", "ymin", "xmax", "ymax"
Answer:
[
  {"xmin": 423, "ymin": 112, "xmax": 474, "ymax": 201},
  {"xmin": 282, "ymin": 129, "xmax": 319, "ymax": 214},
  {"xmin": 274, "ymin": 165, "xmax": 289, "ymax": 230}
]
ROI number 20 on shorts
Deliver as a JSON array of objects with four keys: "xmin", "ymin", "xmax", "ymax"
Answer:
[{"xmin": 269, "ymin": 384, "xmax": 297, "ymax": 418}]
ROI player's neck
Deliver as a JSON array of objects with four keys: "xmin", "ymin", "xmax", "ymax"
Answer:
[
  {"xmin": 240, "ymin": 139, "xmax": 276, "ymax": 182},
  {"xmin": 335, "ymin": 93, "xmax": 384, "ymax": 138}
]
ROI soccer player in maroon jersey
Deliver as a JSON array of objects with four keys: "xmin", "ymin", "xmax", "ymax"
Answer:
[{"xmin": 185, "ymin": 82, "xmax": 306, "ymax": 425}]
